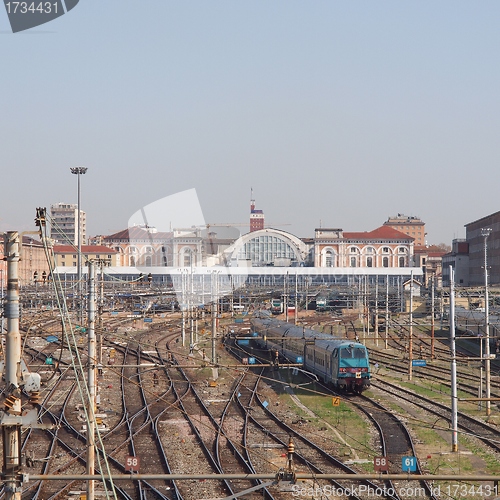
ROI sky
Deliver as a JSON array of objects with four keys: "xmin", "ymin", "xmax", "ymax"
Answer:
[{"xmin": 2, "ymin": 1, "xmax": 500, "ymax": 245}]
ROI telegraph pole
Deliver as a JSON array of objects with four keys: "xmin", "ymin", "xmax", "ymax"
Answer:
[{"xmin": 2, "ymin": 231, "xmax": 22, "ymax": 500}]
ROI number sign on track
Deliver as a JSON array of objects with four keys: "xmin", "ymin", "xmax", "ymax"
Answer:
[
  {"xmin": 374, "ymin": 456, "xmax": 388, "ymax": 472},
  {"xmin": 125, "ymin": 456, "xmax": 140, "ymax": 472}
]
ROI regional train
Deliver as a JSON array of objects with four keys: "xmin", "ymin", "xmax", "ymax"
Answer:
[{"xmin": 250, "ymin": 316, "xmax": 371, "ymax": 393}]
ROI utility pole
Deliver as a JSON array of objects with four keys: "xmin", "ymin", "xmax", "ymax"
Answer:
[
  {"xmin": 87, "ymin": 261, "xmax": 97, "ymax": 500},
  {"xmin": 431, "ymin": 273, "xmax": 435, "ymax": 360},
  {"xmin": 211, "ymin": 271, "xmax": 218, "ymax": 366},
  {"xmin": 374, "ymin": 276, "xmax": 379, "ymax": 347},
  {"xmin": 2, "ymin": 232, "xmax": 22, "ymax": 500},
  {"xmin": 181, "ymin": 272, "xmax": 186, "ymax": 347},
  {"xmin": 408, "ymin": 270, "xmax": 413, "ymax": 381},
  {"xmin": 284, "ymin": 274, "xmax": 288, "ymax": 323},
  {"xmin": 450, "ymin": 266, "xmax": 458, "ymax": 452},
  {"xmin": 294, "ymin": 273, "xmax": 299, "ymax": 324},
  {"xmin": 385, "ymin": 275, "xmax": 389, "ymax": 350},
  {"xmin": 482, "ymin": 228, "xmax": 492, "ymax": 417},
  {"xmin": 97, "ymin": 262, "xmax": 104, "ymax": 367}
]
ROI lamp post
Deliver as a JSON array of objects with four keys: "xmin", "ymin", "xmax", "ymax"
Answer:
[
  {"xmin": 70, "ymin": 166, "xmax": 88, "ymax": 323},
  {"xmin": 481, "ymin": 227, "xmax": 492, "ymax": 417}
]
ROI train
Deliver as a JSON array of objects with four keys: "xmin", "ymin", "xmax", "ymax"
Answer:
[
  {"xmin": 250, "ymin": 315, "xmax": 371, "ymax": 393},
  {"xmin": 270, "ymin": 298, "xmax": 283, "ymax": 315}
]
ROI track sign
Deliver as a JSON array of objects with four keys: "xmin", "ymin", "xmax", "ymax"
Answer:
[
  {"xmin": 412, "ymin": 359, "xmax": 427, "ymax": 367},
  {"xmin": 402, "ymin": 456, "xmax": 417, "ymax": 472},
  {"xmin": 332, "ymin": 396, "xmax": 340, "ymax": 407},
  {"xmin": 125, "ymin": 455, "xmax": 140, "ymax": 472},
  {"xmin": 374, "ymin": 456, "xmax": 388, "ymax": 472}
]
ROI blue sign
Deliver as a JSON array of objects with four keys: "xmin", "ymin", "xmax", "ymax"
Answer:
[
  {"xmin": 45, "ymin": 357, "xmax": 53, "ymax": 365},
  {"xmin": 133, "ymin": 311, "xmax": 141, "ymax": 315},
  {"xmin": 111, "ymin": 311, "xmax": 118, "ymax": 315},
  {"xmin": 402, "ymin": 456, "xmax": 417, "ymax": 472},
  {"xmin": 296, "ymin": 356, "xmax": 303, "ymax": 363},
  {"xmin": 46, "ymin": 335, "xmax": 58, "ymax": 343},
  {"xmin": 235, "ymin": 318, "xmax": 244, "ymax": 323},
  {"xmin": 143, "ymin": 318, "xmax": 153, "ymax": 323},
  {"xmin": 248, "ymin": 357, "xmax": 256, "ymax": 364},
  {"xmin": 262, "ymin": 400, "xmax": 269, "ymax": 408},
  {"xmin": 412, "ymin": 360, "xmax": 427, "ymax": 367}
]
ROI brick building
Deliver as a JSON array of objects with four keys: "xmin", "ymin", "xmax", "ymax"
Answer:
[
  {"xmin": 383, "ymin": 214, "xmax": 426, "ymax": 246},
  {"xmin": 465, "ymin": 211, "xmax": 500, "ymax": 286}
]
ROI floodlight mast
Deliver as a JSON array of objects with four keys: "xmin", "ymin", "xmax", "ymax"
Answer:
[{"xmin": 70, "ymin": 166, "xmax": 88, "ymax": 323}]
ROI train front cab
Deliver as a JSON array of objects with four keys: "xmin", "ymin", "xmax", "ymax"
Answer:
[{"xmin": 333, "ymin": 344, "xmax": 370, "ymax": 393}]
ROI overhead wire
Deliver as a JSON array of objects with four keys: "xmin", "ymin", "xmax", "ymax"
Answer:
[{"xmin": 37, "ymin": 214, "xmax": 119, "ymax": 499}]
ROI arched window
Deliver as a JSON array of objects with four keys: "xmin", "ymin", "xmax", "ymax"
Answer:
[
  {"xmin": 399, "ymin": 256, "xmax": 405, "ymax": 267},
  {"xmin": 183, "ymin": 249, "xmax": 193, "ymax": 267},
  {"xmin": 367, "ymin": 257, "xmax": 373, "ymax": 267},
  {"xmin": 383, "ymin": 257, "xmax": 389, "ymax": 268},
  {"xmin": 350, "ymin": 256, "xmax": 358, "ymax": 267},
  {"xmin": 237, "ymin": 235, "xmax": 298, "ymax": 266},
  {"xmin": 325, "ymin": 250, "xmax": 334, "ymax": 267}
]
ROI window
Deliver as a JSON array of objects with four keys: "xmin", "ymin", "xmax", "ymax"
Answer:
[
  {"xmin": 383, "ymin": 257, "xmax": 389, "ymax": 268},
  {"xmin": 367, "ymin": 257, "xmax": 373, "ymax": 267},
  {"xmin": 350, "ymin": 256, "xmax": 357, "ymax": 267},
  {"xmin": 325, "ymin": 250, "xmax": 334, "ymax": 267},
  {"xmin": 382, "ymin": 247, "xmax": 390, "ymax": 253},
  {"xmin": 399, "ymin": 256, "xmax": 405, "ymax": 267}
]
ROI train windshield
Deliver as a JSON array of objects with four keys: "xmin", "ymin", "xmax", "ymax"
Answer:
[{"xmin": 340, "ymin": 347, "xmax": 367, "ymax": 359}]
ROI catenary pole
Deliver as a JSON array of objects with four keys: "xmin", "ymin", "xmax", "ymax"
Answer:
[
  {"xmin": 2, "ymin": 232, "xmax": 22, "ymax": 500},
  {"xmin": 408, "ymin": 270, "xmax": 413, "ymax": 381},
  {"xmin": 87, "ymin": 261, "xmax": 96, "ymax": 500},
  {"xmin": 482, "ymin": 228, "xmax": 492, "ymax": 417},
  {"xmin": 450, "ymin": 266, "xmax": 458, "ymax": 452}
]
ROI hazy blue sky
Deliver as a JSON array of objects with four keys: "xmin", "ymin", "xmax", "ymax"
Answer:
[{"xmin": 2, "ymin": 1, "xmax": 500, "ymax": 245}]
